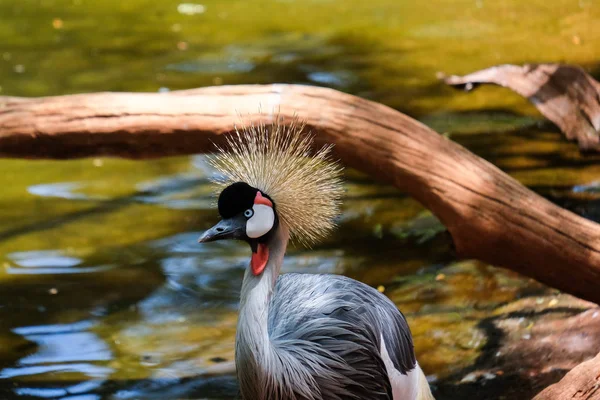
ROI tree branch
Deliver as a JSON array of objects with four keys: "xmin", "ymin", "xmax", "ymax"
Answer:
[
  {"xmin": 444, "ymin": 64, "xmax": 600, "ymax": 152},
  {"xmin": 533, "ymin": 350, "xmax": 600, "ymax": 399},
  {"xmin": 2, "ymin": 84, "xmax": 600, "ymax": 303}
]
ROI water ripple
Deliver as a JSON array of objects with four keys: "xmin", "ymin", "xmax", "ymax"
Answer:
[
  {"xmin": 27, "ymin": 183, "xmax": 105, "ymax": 201},
  {"xmin": 6, "ymin": 251, "xmax": 113, "ymax": 275}
]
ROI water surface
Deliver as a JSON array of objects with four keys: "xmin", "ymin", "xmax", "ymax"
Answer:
[{"xmin": 1, "ymin": 1, "xmax": 600, "ymax": 399}]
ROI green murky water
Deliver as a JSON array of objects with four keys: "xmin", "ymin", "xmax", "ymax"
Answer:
[{"xmin": 1, "ymin": 1, "xmax": 600, "ymax": 399}]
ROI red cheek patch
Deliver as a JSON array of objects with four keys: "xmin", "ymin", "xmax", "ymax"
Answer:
[
  {"xmin": 250, "ymin": 192, "xmax": 271, "ymax": 275},
  {"xmin": 251, "ymin": 243, "xmax": 269, "ymax": 276},
  {"xmin": 254, "ymin": 191, "xmax": 273, "ymax": 207}
]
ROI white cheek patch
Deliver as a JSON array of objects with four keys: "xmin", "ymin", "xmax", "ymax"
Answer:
[{"xmin": 246, "ymin": 204, "xmax": 275, "ymax": 238}]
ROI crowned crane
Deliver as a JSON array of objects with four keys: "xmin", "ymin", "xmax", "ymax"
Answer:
[{"xmin": 198, "ymin": 118, "xmax": 434, "ymax": 400}]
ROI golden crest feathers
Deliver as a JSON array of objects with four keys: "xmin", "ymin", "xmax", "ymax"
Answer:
[{"xmin": 208, "ymin": 116, "xmax": 344, "ymax": 246}]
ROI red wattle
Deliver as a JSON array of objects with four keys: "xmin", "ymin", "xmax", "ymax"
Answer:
[{"xmin": 251, "ymin": 243, "xmax": 269, "ymax": 276}]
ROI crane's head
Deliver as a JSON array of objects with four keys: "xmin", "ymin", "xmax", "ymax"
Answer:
[
  {"xmin": 198, "ymin": 115, "xmax": 343, "ymax": 275},
  {"xmin": 198, "ymin": 182, "xmax": 279, "ymax": 275}
]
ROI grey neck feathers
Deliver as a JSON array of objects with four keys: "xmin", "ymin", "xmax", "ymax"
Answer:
[{"xmin": 236, "ymin": 224, "xmax": 289, "ymax": 398}]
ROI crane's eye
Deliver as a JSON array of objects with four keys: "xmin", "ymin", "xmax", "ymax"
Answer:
[{"xmin": 244, "ymin": 209, "xmax": 254, "ymax": 218}]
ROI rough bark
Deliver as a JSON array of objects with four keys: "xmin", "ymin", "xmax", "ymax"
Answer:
[
  {"xmin": 444, "ymin": 64, "xmax": 600, "ymax": 152},
  {"xmin": 1, "ymin": 84, "xmax": 600, "ymax": 304},
  {"xmin": 533, "ymin": 350, "xmax": 600, "ymax": 399}
]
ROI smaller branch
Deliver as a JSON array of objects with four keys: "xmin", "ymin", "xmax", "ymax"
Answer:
[{"xmin": 444, "ymin": 64, "xmax": 600, "ymax": 152}]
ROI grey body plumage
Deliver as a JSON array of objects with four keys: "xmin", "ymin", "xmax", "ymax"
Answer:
[{"xmin": 265, "ymin": 273, "xmax": 416, "ymax": 399}]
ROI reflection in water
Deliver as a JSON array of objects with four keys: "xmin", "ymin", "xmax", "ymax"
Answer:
[
  {"xmin": 110, "ymin": 376, "xmax": 238, "ymax": 400},
  {"xmin": 6, "ymin": 251, "xmax": 114, "ymax": 275},
  {"xmin": 27, "ymin": 183, "xmax": 104, "ymax": 201},
  {"xmin": 15, "ymin": 388, "xmax": 100, "ymax": 399},
  {"xmin": 134, "ymin": 174, "xmax": 213, "ymax": 210},
  {"xmin": 166, "ymin": 59, "xmax": 255, "ymax": 74},
  {"xmin": 16, "ymin": 332, "xmax": 110, "ymax": 365},
  {"xmin": 306, "ymin": 71, "xmax": 355, "ymax": 87},
  {"xmin": 10, "ymin": 251, "xmax": 81, "ymax": 268},
  {"xmin": 2, "ymin": 322, "xmax": 112, "ymax": 399},
  {"xmin": 572, "ymin": 181, "xmax": 600, "ymax": 193}
]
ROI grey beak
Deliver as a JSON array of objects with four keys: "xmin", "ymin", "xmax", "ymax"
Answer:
[{"xmin": 198, "ymin": 217, "xmax": 246, "ymax": 243}]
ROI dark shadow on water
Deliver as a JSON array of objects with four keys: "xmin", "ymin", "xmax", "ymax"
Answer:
[
  {"xmin": 0, "ymin": 197, "xmax": 132, "ymax": 243},
  {"xmin": 0, "ymin": 175, "xmax": 211, "ymax": 243},
  {"xmin": 446, "ymin": 110, "xmax": 600, "ymax": 170},
  {"xmin": 433, "ymin": 305, "xmax": 588, "ymax": 400},
  {"xmin": 165, "ymin": 32, "xmax": 444, "ymax": 117},
  {"xmin": 0, "ymin": 375, "xmax": 239, "ymax": 400}
]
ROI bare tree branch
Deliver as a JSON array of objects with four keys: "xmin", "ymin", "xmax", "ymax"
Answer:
[
  {"xmin": 1, "ymin": 84, "xmax": 600, "ymax": 304},
  {"xmin": 533, "ymin": 350, "xmax": 600, "ymax": 399},
  {"xmin": 444, "ymin": 64, "xmax": 600, "ymax": 152}
]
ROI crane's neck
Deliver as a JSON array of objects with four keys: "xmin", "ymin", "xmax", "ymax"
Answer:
[{"xmin": 236, "ymin": 224, "xmax": 289, "ymax": 371}]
